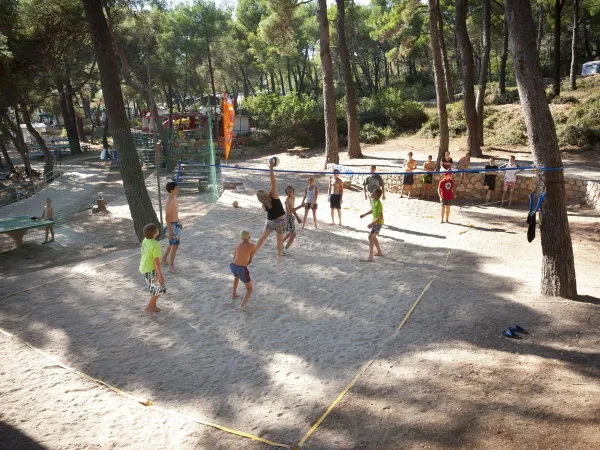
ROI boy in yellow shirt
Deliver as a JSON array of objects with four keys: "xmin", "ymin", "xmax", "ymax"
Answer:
[
  {"xmin": 139, "ymin": 223, "xmax": 165, "ymax": 313},
  {"xmin": 359, "ymin": 188, "xmax": 384, "ymax": 261}
]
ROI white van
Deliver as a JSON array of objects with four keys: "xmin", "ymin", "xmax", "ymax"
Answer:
[{"xmin": 581, "ymin": 61, "xmax": 600, "ymax": 76}]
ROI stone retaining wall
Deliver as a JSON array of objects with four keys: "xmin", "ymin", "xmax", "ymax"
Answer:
[{"xmin": 328, "ymin": 164, "xmax": 596, "ymax": 206}]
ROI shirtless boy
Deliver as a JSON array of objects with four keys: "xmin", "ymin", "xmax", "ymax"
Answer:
[
  {"xmin": 328, "ymin": 169, "xmax": 344, "ymax": 225},
  {"xmin": 401, "ymin": 152, "xmax": 418, "ymax": 198},
  {"xmin": 230, "ymin": 230, "xmax": 256, "ymax": 311},
  {"xmin": 161, "ymin": 181, "xmax": 182, "ymax": 273}
]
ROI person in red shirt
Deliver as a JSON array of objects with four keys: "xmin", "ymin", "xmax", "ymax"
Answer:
[{"xmin": 438, "ymin": 170, "xmax": 455, "ymax": 223}]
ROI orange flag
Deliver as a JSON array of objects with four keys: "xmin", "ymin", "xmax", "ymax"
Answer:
[{"xmin": 222, "ymin": 92, "xmax": 235, "ymax": 162}]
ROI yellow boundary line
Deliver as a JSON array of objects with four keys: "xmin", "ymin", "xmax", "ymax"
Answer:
[
  {"xmin": 0, "ymin": 327, "xmax": 290, "ymax": 448},
  {"xmin": 1, "ymin": 205, "xmax": 446, "ymax": 448},
  {"xmin": 297, "ymin": 276, "xmax": 437, "ymax": 447}
]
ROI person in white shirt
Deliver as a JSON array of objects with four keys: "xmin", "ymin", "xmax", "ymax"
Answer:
[{"xmin": 500, "ymin": 155, "xmax": 521, "ymax": 207}]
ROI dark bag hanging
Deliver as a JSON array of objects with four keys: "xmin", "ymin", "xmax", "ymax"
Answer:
[{"xmin": 527, "ymin": 192, "xmax": 545, "ymax": 243}]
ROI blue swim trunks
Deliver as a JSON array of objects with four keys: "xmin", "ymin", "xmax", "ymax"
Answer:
[
  {"xmin": 229, "ymin": 263, "xmax": 251, "ymax": 283},
  {"xmin": 164, "ymin": 221, "xmax": 181, "ymax": 246}
]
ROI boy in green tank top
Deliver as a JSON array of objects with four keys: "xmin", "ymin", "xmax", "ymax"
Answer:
[
  {"xmin": 359, "ymin": 188, "xmax": 384, "ymax": 262},
  {"xmin": 139, "ymin": 223, "xmax": 165, "ymax": 313}
]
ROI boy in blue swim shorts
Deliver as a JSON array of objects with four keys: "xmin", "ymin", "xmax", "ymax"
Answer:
[
  {"xmin": 230, "ymin": 230, "xmax": 256, "ymax": 311},
  {"xmin": 161, "ymin": 181, "xmax": 182, "ymax": 273}
]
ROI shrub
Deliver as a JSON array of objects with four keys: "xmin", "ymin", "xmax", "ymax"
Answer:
[
  {"xmin": 551, "ymin": 96, "xmax": 579, "ymax": 105},
  {"xmin": 359, "ymin": 123, "xmax": 395, "ymax": 144},
  {"xmin": 244, "ymin": 93, "xmax": 324, "ymax": 147},
  {"xmin": 357, "ymin": 88, "xmax": 428, "ymax": 132},
  {"xmin": 488, "ymin": 88, "xmax": 520, "ymax": 105},
  {"xmin": 557, "ymin": 96, "xmax": 600, "ymax": 146}
]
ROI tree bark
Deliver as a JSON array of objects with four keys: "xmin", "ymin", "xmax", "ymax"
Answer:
[
  {"xmin": 278, "ymin": 69, "xmax": 286, "ymax": 95},
  {"xmin": 455, "ymin": 0, "xmax": 482, "ymax": 157},
  {"xmin": 102, "ymin": 117, "xmax": 109, "ymax": 149},
  {"xmin": 76, "ymin": 115, "xmax": 88, "ymax": 143},
  {"xmin": 57, "ymin": 84, "xmax": 80, "ymax": 154},
  {"xmin": 583, "ymin": 15, "xmax": 592, "ymax": 60},
  {"xmin": 537, "ymin": 3, "xmax": 544, "ymax": 56},
  {"xmin": 336, "ymin": 0, "xmax": 362, "ymax": 159},
  {"xmin": 437, "ymin": 6, "xmax": 455, "ymax": 103},
  {"xmin": 569, "ymin": 0, "xmax": 578, "ymax": 90},
  {"xmin": 317, "ymin": 0, "xmax": 339, "ymax": 167},
  {"xmin": 286, "ymin": 57, "xmax": 293, "ymax": 92},
  {"xmin": 206, "ymin": 37, "xmax": 216, "ymax": 104},
  {"xmin": 429, "ymin": 0, "xmax": 450, "ymax": 165},
  {"xmin": 499, "ymin": 18, "xmax": 509, "ymax": 94},
  {"xmin": 552, "ymin": 0, "xmax": 565, "ymax": 97},
  {"xmin": 504, "ymin": 0, "xmax": 577, "ymax": 298},
  {"xmin": 82, "ymin": 0, "xmax": 160, "ymax": 241},
  {"xmin": 65, "ymin": 76, "xmax": 82, "ymax": 154},
  {"xmin": 0, "ymin": 140, "xmax": 15, "ymax": 173},
  {"xmin": 476, "ymin": 0, "xmax": 491, "ymax": 146},
  {"xmin": 0, "ymin": 110, "xmax": 31, "ymax": 175},
  {"xmin": 19, "ymin": 100, "xmax": 54, "ymax": 176}
]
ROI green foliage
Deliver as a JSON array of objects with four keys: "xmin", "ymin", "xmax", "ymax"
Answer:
[
  {"xmin": 551, "ymin": 96, "xmax": 579, "ymax": 105},
  {"xmin": 244, "ymin": 93, "xmax": 323, "ymax": 146},
  {"xmin": 359, "ymin": 123, "xmax": 395, "ymax": 144},
  {"xmin": 357, "ymin": 88, "xmax": 428, "ymax": 132},
  {"xmin": 557, "ymin": 96, "xmax": 600, "ymax": 146},
  {"xmin": 488, "ymin": 88, "xmax": 520, "ymax": 105}
]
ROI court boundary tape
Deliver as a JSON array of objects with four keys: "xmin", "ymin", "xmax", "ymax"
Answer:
[
  {"xmin": 297, "ymin": 275, "xmax": 437, "ymax": 447},
  {"xmin": 0, "ymin": 327, "xmax": 291, "ymax": 448}
]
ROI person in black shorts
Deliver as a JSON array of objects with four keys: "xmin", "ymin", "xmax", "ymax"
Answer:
[
  {"xmin": 483, "ymin": 157, "xmax": 498, "ymax": 204},
  {"xmin": 328, "ymin": 169, "xmax": 344, "ymax": 225},
  {"xmin": 401, "ymin": 152, "xmax": 418, "ymax": 199}
]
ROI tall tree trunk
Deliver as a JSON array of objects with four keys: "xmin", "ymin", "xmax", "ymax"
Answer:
[
  {"xmin": 270, "ymin": 71, "xmax": 276, "ymax": 93},
  {"xmin": 504, "ymin": 0, "xmax": 577, "ymax": 298},
  {"xmin": 65, "ymin": 76, "xmax": 82, "ymax": 154},
  {"xmin": 81, "ymin": 94, "xmax": 92, "ymax": 120},
  {"xmin": 278, "ymin": 69, "xmax": 285, "ymax": 95},
  {"xmin": 206, "ymin": 37, "xmax": 216, "ymax": 104},
  {"xmin": 583, "ymin": 15, "xmax": 593, "ymax": 60},
  {"xmin": 569, "ymin": 0, "xmax": 579, "ymax": 90},
  {"xmin": 476, "ymin": 0, "xmax": 491, "ymax": 146},
  {"xmin": 383, "ymin": 54, "xmax": 390, "ymax": 88},
  {"xmin": 437, "ymin": 7, "xmax": 455, "ymax": 103},
  {"xmin": 317, "ymin": 0, "xmax": 339, "ymax": 167},
  {"xmin": 0, "ymin": 116, "xmax": 28, "ymax": 172},
  {"xmin": 82, "ymin": 0, "xmax": 159, "ymax": 241},
  {"xmin": 76, "ymin": 115, "xmax": 88, "ymax": 143},
  {"xmin": 429, "ymin": 0, "xmax": 450, "ymax": 166},
  {"xmin": 286, "ymin": 57, "xmax": 293, "ymax": 92},
  {"xmin": 537, "ymin": 3, "xmax": 544, "ymax": 56},
  {"xmin": 102, "ymin": 117, "xmax": 109, "ymax": 149},
  {"xmin": 552, "ymin": 0, "xmax": 564, "ymax": 97},
  {"xmin": 0, "ymin": 140, "xmax": 15, "ymax": 173},
  {"xmin": 455, "ymin": 0, "xmax": 482, "ymax": 157},
  {"xmin": 57, "ymin": 84, "xmax": 80, "ymax": 154},
  {"xmin": 19, "ymin": 99, "xmax": 54, "ymax": 176},
  {"xmin": 499, "ymin": 18, "xmax": 509, "ymax": 93},
  {"xmin": 337, "ymin": 0, "xmax": 362, "ymax": 159}
]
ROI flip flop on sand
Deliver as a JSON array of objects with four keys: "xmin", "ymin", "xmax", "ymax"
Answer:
[
  {"xmin": 509, "ymin": 325, "xmax": 528, "ymax": 334},
  {"xmin": 360, "ymin": 259, "xmax": 375, "ymax": 262},
  {"xmin": 503, "ymin": 329, "xmax": 522, "ymax": 339},
  {"xmin": 168, "ymin": 268, "xmax": 179, "ymax": 274}
]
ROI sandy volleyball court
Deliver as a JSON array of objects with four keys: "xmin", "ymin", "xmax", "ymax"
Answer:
[{"xmin": 1, "ymin": 149, "xmax": 599, "ymax": 449}]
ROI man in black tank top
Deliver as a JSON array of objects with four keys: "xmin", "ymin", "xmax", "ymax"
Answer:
[{"xmin": 255, "ymin": 161, "xmax": 286, "ymax": 258}]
